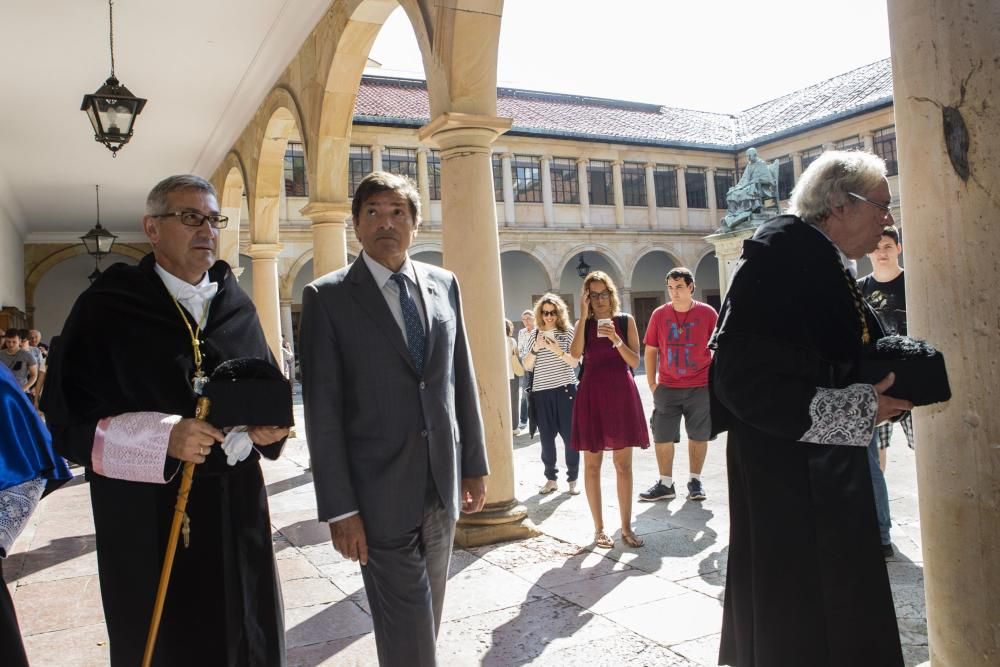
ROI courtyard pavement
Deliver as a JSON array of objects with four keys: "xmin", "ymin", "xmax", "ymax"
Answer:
[{"xmin": 8, "ymin": 382, "xmax": 929, "ymax": 666}]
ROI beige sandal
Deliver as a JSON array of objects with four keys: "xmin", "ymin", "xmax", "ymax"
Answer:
[
  {"xmin": 621, "ymin": 531, "xmax": 644, "ymax": 548},
  {"xmin": 594, "ymin": 531, "xmax": 615, "ymax": 549}
]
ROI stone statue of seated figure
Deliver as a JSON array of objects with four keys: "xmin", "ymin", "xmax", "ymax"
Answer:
[{"xmin": 720, "ymin": 147, "xmax": 779, "ymax": 231}]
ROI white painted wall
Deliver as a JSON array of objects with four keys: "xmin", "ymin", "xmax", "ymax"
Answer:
[
  {"xmin": 0, "ymin": 208, "xmax": 24, "ymax": 311},
  {"xmin": 632, "ymin": 250, "xmax": 678, "ymax": 293},
  {"xmin": 500, "ymin": 252, "xmax": 550, "ymax": 322},
  {"xmin": 33, "ymin": 252, "xmax": 139, "ymax": 340}
]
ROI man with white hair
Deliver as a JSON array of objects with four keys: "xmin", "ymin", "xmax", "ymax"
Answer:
[{"xmin": 711, "ymin": 151, "xmax": 909, "ymax": 666}]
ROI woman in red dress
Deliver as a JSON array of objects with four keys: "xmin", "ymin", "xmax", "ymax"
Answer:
[{"xmin": 570, "ymin": 271, "xmax": 649, "ymax": 549}]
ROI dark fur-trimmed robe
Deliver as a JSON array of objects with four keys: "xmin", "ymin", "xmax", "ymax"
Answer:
[
  {"xmin": 711, "ymin": 216, "xmax": 903, "ymax": 667},
  {"xmin": 42, "ymin": 254, "xmax": 285, "ymax": 667}
]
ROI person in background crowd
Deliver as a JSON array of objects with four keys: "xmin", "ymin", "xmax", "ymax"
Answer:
[
  {"xmin": 505, "ymin": 319, "xmax": 522, "ymax": 436},
  {"xmin": 569, "ymin": 271, "xmax": 648, "ymax": 549},
  {"xmin": 281, "ymin": 336, "xmax": 295, "ymax": 381},
  {"xmin": 858, "ymin": 224, "xmax": 912, "ymax": 558},
  {"xmin": 515, "ymin": 308, "xmax": 536, "ymax": 434},
  {"xmin": 26, "ymin": 329, "xmax": 45, "ymax": 406},
  {"xmin": 2, "ymin": 329, "xmax": 37, "ymax": 397},
  {"xmin": 523, "ymin": 293, "xmax": 580, "ymax": 495},
  {"xmin": 639, "ymin": 268, "xmax": 718, "ymax": 503}
]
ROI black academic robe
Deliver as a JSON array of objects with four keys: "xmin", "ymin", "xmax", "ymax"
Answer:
[
  {"xmin": 710, "ymin": 216, "xmax": 903, "ymax": 667},
  {"xmin": 42, "ymin": 254, "xmax": 285, "ymax": 667}
]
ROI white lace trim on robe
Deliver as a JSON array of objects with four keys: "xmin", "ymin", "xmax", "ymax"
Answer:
[
  {"xmin": 0, "ymin": 477, "xmax": 45, "ymax": 557},
  {"xmin": 800, "ymin": 383, "xmax": 877, "ymax": 448},
  {"xmin": 93, "ymin": 412, "xmax": 181, "ymax": 483}
]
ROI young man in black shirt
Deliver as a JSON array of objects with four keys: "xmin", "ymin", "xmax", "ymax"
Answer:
[{"xmin": 858, "ymin": 225, "xmax": 913, "ymax": 558}]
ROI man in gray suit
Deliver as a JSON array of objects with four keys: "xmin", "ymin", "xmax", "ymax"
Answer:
[{"xmin": 300, "ymin": 171, "xmax": 489, "ymax": 666}]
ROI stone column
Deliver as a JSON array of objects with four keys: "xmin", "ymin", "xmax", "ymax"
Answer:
[
  {"xmin": 300, "ymin": 201, "xmax": 351, "ymax": 279},
  {"xmin": 792, "ymin": 151, "xmax": 803, "ymax": 179},
  {"xmin": 280, "ymin": 298, "xmax": 294, "ymax": 352},
  {"xmin": 888, "ymin": 2, "xmax": 1000, "ymax": 663},
  {"xmin": 416, "ymin": 147, "xmax": 432, "ymax": 223},
  {"xmin": 371, "ymin": 144, "xmax": 383, "ymax": 173},
  {"xmin": 644, "ymin": 162, "xmax": 657, "ymax": 229},
  {"xmin": 706, "ymin": 167, "xmax": 719, "ymax": 230},
  {"xmin": 279, "ymin": 178, "xmax": 289, "ymax": 221},
  {"xmin": 611, "ymin": 160, "xmax": 625, "ymax": 228},
  {"xmin": 246, "ymin": 243, "xmax": 283, "ymax": 361},
  {"xmin": 676, "ymin": 165, "xmax": 689, "ymax": 230},
  {"xmin": 862, "ymin": 131, "xmax": 874, "ymax": 153},
  {"xmin": 576, "ymin": 157, "xmax": 590, "ymax": 228},
  {"xmin": 418, "ymin": 112, "xmax": 539, "ymax": 547},
  {"xmin": 500, "ymin": 152, "xmax": 516, "ymax": 227},
  {"xmin": 540, "ymin": 155, "xmax": 554, "ymax": 227},
  {"xmin": 620, "ymin": 287, "xmax": 633, "ymax": 314}
]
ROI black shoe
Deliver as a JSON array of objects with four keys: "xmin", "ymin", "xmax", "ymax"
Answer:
[
  {"xmin": 881, "ymin": 543, "xmax": 894, "ymax": 559},
  {"xmin": 686, "ymin": 478, "xmax": 706, "ymax": 501},
  {"xmin": 639, "ymin": 480, "xmax": 676, "ymax": 501}
]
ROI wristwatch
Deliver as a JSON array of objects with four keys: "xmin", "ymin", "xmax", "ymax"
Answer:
[{"xmin": 613, "ymin": 339, "xmax": 623, "ymax": 348}]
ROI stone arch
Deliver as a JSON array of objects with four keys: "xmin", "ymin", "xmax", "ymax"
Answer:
[
  {"xmin": 25, "ymin": 243, "xmax": 147, "ymax": 322},
  {"xmin": 499, "ymin": 248, "xmax": 552, "ymax": 321},
  {"xmin": 252, "ymin": 86, "xmax": 308, "ymax": 244},
  {"xmin": 218, "ymin": 153, "xmax": 248, "ymax": 270},
  {"xmin": 694, "ymin": 249, "xmax": 721, "ymax": 309},
  {"xmin": 409, "ymin": 242, "xmax": 442, "ymax": 256},
  {"xmin": 625, "ymin": 247, "xmax": 684, "ymax": 285},
  {"xmin": 284, "ymin": 248, "xmax": 315, "ymax": 300},
  {"xmin": 498, "ymin": 243, "xmax": 555, "ymax": 288},
  {"xmin": 312, "ymin": 0, "xmax": 434, "ymax": 202},
  {"xmin": 556, "ymin": 244, "xmax": 625, "ymax": 290}
]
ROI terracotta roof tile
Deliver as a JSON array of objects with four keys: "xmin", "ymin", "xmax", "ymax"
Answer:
[{"xmin": 354, "ymin": 58, "xmax": 893, "ymax": 150}]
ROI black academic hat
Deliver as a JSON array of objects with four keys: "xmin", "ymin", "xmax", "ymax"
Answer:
[
  {"xmin": 203, "ymin": 358, "xmax": 294, "ymax": 428},
  {"xmin": 857, "ymin": 335, "xmax": 951, "ymax": 407}
]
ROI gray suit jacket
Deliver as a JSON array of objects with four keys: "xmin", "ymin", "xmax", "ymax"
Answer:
[{"xmin": 300, "ymin": 257, "xmax": 489, "ymax": 540}]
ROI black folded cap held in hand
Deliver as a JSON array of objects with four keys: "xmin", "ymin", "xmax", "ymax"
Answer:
[
  {"xmin": 202, "ymin": 358, "xmax": 294, "ymax": 428},
  {"xmin": 857, "ymin": 336, "xmax": 951, "ymax": 407}
]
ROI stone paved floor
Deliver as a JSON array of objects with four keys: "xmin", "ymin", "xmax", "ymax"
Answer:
[{"xmin": 8, "ymin": 383, "xmax": 929, "ymax": 666}]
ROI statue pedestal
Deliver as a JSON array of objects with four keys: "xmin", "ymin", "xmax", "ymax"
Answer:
[{"xmin": 705, "ymin": 226, "xmax": 757, "ymax": 298}]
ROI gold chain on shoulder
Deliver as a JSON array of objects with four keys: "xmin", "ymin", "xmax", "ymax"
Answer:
[
  {"xmin": 841, "ymin": 264, "xmax": 871, "ymax": 344},
  {"xmin": 168, "ymin": 295, "xmax": 211, "ymax": 388}
]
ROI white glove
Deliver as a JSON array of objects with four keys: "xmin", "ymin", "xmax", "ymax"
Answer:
[{"xmin": 221, "ymin": 427, "xmax": 254, "ymax": 466}]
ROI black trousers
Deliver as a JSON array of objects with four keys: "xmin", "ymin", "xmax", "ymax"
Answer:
[{"xmin": 1, "ymin": 559, "xmax": 30, "ymax": 667}]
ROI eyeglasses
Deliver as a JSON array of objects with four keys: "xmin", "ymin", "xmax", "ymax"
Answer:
[
  {"xmin": 588, "ymin": 291, "xmax": 611, "ymax": 301},
  {"xmin": 151, "ymin": 211, "xmax": 229, "ymax": 229},
  {"xmin": 847, "ymin": 192, "xmax": 892, "ymax": 220},
  {"xmin": 540, "ymin": 310, "xmax": 557, "ymax": 317}
]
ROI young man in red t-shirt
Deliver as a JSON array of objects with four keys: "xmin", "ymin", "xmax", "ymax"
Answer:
[{"xmin": 639, "ymin": 267, "xmax": 718, "ymax": 501}]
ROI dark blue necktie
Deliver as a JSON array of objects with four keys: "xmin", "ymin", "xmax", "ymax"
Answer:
[{"xmin": 390, "ymin": 273, "xmax": 425, "ymax": 374}]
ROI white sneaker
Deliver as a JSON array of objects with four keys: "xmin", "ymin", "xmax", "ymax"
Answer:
[
  {"xmin": 539, "ymin": 479, "xmax": 558, "ymax": 495},
  {"xmin": 515, "ymin": 426, "xmax": 529, "ymax": 436},
  {"xmin": 567, "ymin": 481, "xmax": 580, "ymax": 495}
]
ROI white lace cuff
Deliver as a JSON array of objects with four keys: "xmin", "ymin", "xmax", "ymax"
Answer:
[
  {"xmin": 0, "ymin": 478, "xmax": 45, "ymax": 557},
  {"xmin": 800, "ymin": 383, "xmax": 877, "ymax": 447},
  {"xmin": 93, "ymin": 412, "xmax": 181, "ymax": 483}
]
